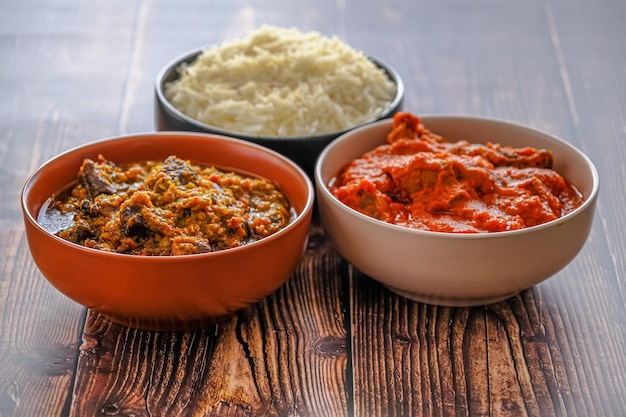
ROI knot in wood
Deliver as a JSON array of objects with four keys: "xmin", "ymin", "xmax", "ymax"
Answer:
[{"xmin": 313, "ymin": 336, "xmax": 346, "ymax": 358}]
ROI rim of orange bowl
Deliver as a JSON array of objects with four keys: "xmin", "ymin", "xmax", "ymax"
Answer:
[
  {"xmin": 315, "ymin": 114, "xmax": 600, "ymax": 240},
  {"xmin": 21, "ymin": 131, "xmax": 315, "ymax": 261}
]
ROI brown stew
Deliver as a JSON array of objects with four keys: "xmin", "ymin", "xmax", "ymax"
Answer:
[{"xmin": 39, "ymin": 155, "xmax": 293, "ymax": 255}]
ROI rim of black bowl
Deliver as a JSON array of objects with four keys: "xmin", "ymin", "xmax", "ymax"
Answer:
[{"xmin": 154, "ymin": 47, "xmax": 405, "ymax": 142}]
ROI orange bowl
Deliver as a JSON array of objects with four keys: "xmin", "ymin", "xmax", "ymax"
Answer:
[{"xmin": 21, "ymin": 132, "xmax": 314, "ymax": 330}]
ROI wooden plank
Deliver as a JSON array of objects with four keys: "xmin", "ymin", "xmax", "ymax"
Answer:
[
  {"xmin": 0, "ymin": 229, "xmax": 84, "ymax": 417},
  {"xmin": 346, "ymin": 1, "xmax": 626, "ymax": 416},
  {"xmin": 70, "ymin": 225, "xmax": 350, "ymax": 417},
  {"xmin": 0, "ymin": 0, "xmax": 141, "ymax": 415},
  {"xmin": 350, "ymin": 274, "xmax": 625, "ymax": 416},
  {"xmin": 547, "ymin": 0, "xmax": 626, "ymax": 289}
]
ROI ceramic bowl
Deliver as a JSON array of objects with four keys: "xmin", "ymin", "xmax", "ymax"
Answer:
[
  {"xmin": 154, "ymin": 48, "xmax": 404, "ymax": 177},
  {"xmin": 22, "ymin": 132, "xmax": 314, "ymax": 331},
  {"xmin": 315, "ymin": 115, "xmax": 599, "ymax": 306}
]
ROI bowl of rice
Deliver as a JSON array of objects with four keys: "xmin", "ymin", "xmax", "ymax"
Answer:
[{"xmin": 154, "ymin": 25, "xmax": 404, "ymax": 177}]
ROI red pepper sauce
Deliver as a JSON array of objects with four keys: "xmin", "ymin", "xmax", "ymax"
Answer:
[{"xmin": 330, "ymin": 112, "xmax": 584, "ymax": 233}]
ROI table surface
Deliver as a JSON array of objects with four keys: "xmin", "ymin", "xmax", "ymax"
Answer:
[{"xmin": 1, "ymin": 0, "xmax": 625, "ymax": 416}]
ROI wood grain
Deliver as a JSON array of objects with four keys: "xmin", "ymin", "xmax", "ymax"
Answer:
[
  {"xmin": 0, "ymin": 229, "xmax": 83, "ymax": 417},
  {"xmin": 70, "ymin": 226, "xmax": 349, "ymax": 417},
  {"xmin": 347, "ymin": 1, "xmax": 626, "ymax": 415},
  {"xmin": 350, "ymin": 276, "xmax": 626, "ymax": 417},
  {"xmin": 0, "ymin": 0, "xmax": 625, "ymax": 416}
]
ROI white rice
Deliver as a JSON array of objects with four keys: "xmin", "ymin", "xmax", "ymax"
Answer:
[{"xmin": 164, "ymin": 25, "xmax": 397, "ymax": 138}]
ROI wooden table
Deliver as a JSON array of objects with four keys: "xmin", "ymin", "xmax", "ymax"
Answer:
[{"xmin": 1, "ymin": 0, "xmax": 625, "ymax": 416}]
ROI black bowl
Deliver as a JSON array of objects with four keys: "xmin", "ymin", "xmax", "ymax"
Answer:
[{"xmin": 154, "ymin": 48, "xmax": 404, "ymax": 178}]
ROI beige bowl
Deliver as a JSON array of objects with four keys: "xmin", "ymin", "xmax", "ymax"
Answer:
[{"xmin": 315, "ymin": 115, "xmax": 599, "ymax": 306}]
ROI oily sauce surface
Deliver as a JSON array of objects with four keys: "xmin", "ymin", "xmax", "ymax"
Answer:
[
  {"xmin": 330, "ymin": 112, "xmax": 584, "ymax": 233},
  {"xmin": 39, "ymin": 155, "xmax": 293, "ymax": 255}
]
